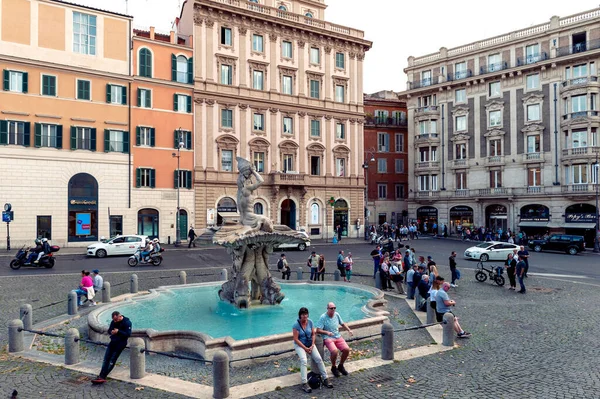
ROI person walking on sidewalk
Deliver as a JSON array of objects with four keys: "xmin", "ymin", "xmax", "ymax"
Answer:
[
  {"xmin": 188, "ymin": 226, "xmax": 197, "ymax": 248},
  {"xmin": 449, "ymin": 251, "xmax": 459, "ymax": 287},
  {"xmin": 92, "ymin": 311, "xmax": 132, "ymax": 384},
  {"xmin": 316, "ymin": 302, "xmax": 353, "ymax": 378},
  {"xmin": 370, "ymin": 245, "xmax": 382, "ymax": 279},
  {"xmin": 517, "ymin": 257, "xmax": 527, "ymax": 294}
]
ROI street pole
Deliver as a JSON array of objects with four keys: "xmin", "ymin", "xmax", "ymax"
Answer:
[
  {"xmin": 594, "ymin": 153, "xmax": 599, "ymax": 253},
  {"xmin": 174, "ymin": 128, "xmax": 182, "ymax": 247},
  {"xmin": 6, "ymin": 222, "xmax": 10, "ymax": 251}
]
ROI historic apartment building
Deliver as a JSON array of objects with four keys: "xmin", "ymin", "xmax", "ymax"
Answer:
[
  {"xmin": 404, "ymin": 7, "xmax": 600, "ymax": 245},
  {"xmin": 177, "ymin": 0, "xmax": 372, "ymax": 239},
  {"xmin": 363, "ymin": 91, "xmax": 408, "ymax": 227}
]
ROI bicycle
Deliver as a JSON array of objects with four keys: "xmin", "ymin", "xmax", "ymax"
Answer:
[{"xmin": 474, "ymin": 261, "xmax": 505, "ymax": 286}]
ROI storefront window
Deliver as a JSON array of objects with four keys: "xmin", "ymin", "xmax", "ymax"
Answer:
[
  {"xmin": 110, "ymin": 215, "xmax": 123, "ymax": 237},
  {"xmin": 68, "ymin": 173, "xmax": 98, "ymax": 242},
  {"xmin": 449, "ymin": 206, "xmax": 473, "ymax": 233},
  {"xmin": 37, "ymin": 216, "xmax": 52, "ymax": 239}
]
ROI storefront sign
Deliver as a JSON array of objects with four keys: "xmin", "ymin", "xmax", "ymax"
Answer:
[
  {"xmin": 70, "ymin": 199, "xmax": 97, "ymax": 206},
  {"xmin": 207, "ymin": 209, "xmax": 216, "ymax": 225},
  {"xmin": 565, "ymin": 213, "xmax": 597, "ymax": 223},
  {"xmin": 450, "ymin": 206, "xmax": 473, "ymax": 217},
  {"xmin": 76, "ymin": 213, "xmax": 92, "ymax": 235},
  {"xmin": 416, "ymin": 206, "xmax": 438, "ymax": 217}
]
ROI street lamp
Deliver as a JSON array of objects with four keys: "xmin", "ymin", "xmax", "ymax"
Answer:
[
  {"xmin": 172, "ymin": 128, "xmax": 184, "ymax": 247},
  {"xmin": 594, "ymin": 153, "xmax": 599, "ymax": 253},
  {"xmin": 363, "ymin": 147, "xmax": 376, "ymax": 239}
]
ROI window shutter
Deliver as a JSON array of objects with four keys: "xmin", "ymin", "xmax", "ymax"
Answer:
[
  {"xmin": 174, "ymin": 130, "xmax": 179, "ymax": 149},
  {"xmin": 173, "ymin": 94, "xmax": 178, "ymax": 111},
  {"xmin": 3, "ymin": 70, "xmax": 8, "ymax": 91},
  {"xmin": 23, "ymin": 122, "xmax": 30, "ymax": 147},
  {"xmin": 135, "ymin": 168, "xmax": 141, "ymax": 188},
  {"xmin": 104, "ymin": 129, "xmax": 110, "ymax": 152},
  {"xmin": 171, "ymin": 54, "xmax": 177, "ymax": 81},
  {"xmin": 150, "ymin": 128, "xmax": 156, "ymax": 147},
  {"xmin": 0, "ymin": 121, "xmax": 7, "ymax": 144},
  {"xmin": 70, "ymin": 126, "xmax": 76, "ymax": 149},
  {"xmin": 186, "ymin": 171, "xmax": 192, "ymax": 189},
  {"xmin": 187, "ymin": 57, "xmax": 193, "ymax": 84},
  {"xmin": 137, "ymin": 88, "xmax": 141, "ymax": 107},
  {"xmin": 174, "ymin": 170, "xmax": 179, "ymax": 188},
  {"xmin": 122, "ymin": 131, "xmax": 129, "ymax": 154},
  {"xmin": 145, "ymin": 91, "xmax": 151, "ymax": 108},
  {"xmin": 56, "ymin": 125, "xmax": 63, "ymax": 149},
  {"xmin": 150, "ymin": 169, "xmax": 156, "ymax": 188},
  {"xmin": 50, "ymin": 76, "xmax": 56, "ymax": 96},
  {"xmin": 147, "ymin": 52, "xmax": 152, "ymax": 77},
  {"xmin": 121, "ymin": 86, "xmax": 127, "ymax": 105},
  {"xmin": 186, "ymin": 95, "xmax": 192, "ymax": 113},
  {"xmin": 22, "ymin": 72, "xmax": 28, "ymax": 93},
  {"xmin": 186, "ymin": 132, "xmax": 192, "ymax": 149},
  {"xmin": 90, "ymin": 128, "xmax": 97, "ymax": 151},
  {"xmin": 136, "ymin": 126, "xmax": 141, "ymax": 146},
  {"xmin": 106, "ymin": 84, "xmax": 111, "ymax": 103},
  {"xmin": 34, "ymin": 123, "xmax": 41, "ymax": 147}
]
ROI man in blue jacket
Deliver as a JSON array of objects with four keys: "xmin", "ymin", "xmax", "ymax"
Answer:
[{"xmin": 92, "ymin": 311, "xmax": 132, "ymax": 384}]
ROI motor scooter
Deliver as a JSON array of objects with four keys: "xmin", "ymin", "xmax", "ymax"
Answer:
[
  {"xmin": 10, "ymin": 245, "xmax": 60, "ymax": 270},
  {"xmin": 127, "ymin": 248, "xmax": 163, "ymax": 267}
]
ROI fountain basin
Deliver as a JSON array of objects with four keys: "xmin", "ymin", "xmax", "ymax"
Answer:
[{"xmin": 88, "ymin": 281, "xmax": 389, "ymax": 361}]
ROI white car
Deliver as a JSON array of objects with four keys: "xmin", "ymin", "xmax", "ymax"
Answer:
[
  {"xmin": 464, "ymin": 241, "xmax": 520, "ymax": 261},
  {"xmin": 274, "ymin": 231, "xmax": 310, "ymax": 251},
  {"xmin": 87, "ymin": 235, "xmax": 149, "ymax": 258}
]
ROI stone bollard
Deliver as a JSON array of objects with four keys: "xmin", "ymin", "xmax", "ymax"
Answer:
[
  {"xmin": 375, "ymin": 271, "xmax": 382, "ymax": 290},
  {"xmin": 212, "ymin": 350, "xmax": 230, "ymax": 399},
  {"xmin": 20, "ymin": 304, "xmax": 32, "ymax": 331},
  {"xmin": 130, "ymin": 274, "xmax": 138, "ymax": 294},
  {"xmin": 179, "ymin": 271, "xmax": 187, "ymax": 285},
  {"xmin": 8, "ymin": 319, "xmax": 24, "ymax": 353},
  {"xmin": 414, "ymin": 289, "xmax": 423, "ymax": 312},
  {"xmin": 296, "ymin": 267, "xmax": 303, "ymax": 280},
  {"xmin": 65, "ymin": 328, "xmax": 80, "ymax": 365},
  {"xmin": 102, "ymin": 281, "xmax": 111, "ymax": 303},
  {"xmin": 130, "ymin": 338, "xmax": 146, "ymax": 379},
  {"xmin": 426, "ymin": 298, "xmax": 435, "ymax": 324},
  {"xmin": 334, "ymin": 270, "xmax": 340, "ymax": 281},
  {"xmin": 68, "ymin": 291, "xmax": 78, "ymax": 315},
  {"xmin": 220, "ymin": 268, "xmax": 228, "ymax": 281},
  {"xmin": 442, "ymin": 313, "xmax": 455, "ymax": 347},
  {"xmin": 381, "ymin": 322, "xmax": 394, "ymax": 360}
]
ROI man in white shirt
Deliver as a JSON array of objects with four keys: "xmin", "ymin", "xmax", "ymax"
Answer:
[{"xmin": 91, "ymin": 269, "xmax": 103, "ymax": 306}]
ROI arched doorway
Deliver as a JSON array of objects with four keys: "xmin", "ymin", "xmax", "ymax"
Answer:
[
  {"xmin": 178, "ymin": 209, "xmax": 188, "ymax": 242},
  {"xmin": 281, "ymin": 199, "xmax": 297, "ymax": 230},
  {"xmin": 68, "ymin": 173, "xmax": 99, "ymax": 242},
  {"xmin": 565, "ymin": 203, "xmax": 597, "ymax": 246},
  {"xmin": 485, "ymin": 204, "xmax": 507, "ymax": 232},
  {"xmin": 217, "ymin": 197, "xmax": 237, "ymax": 226},
  {"xmin": 334, "ymin": 199, "xmax": 349, "ymax": 237},
  {"xmin": 449, "ymin": 206, "xmax": 473, "ymax": 234},
  {"xmin": 138, "ymin": 208, "xmax": 159, "ymax": 239},
  {"xmin": 416, "ymin": 206, "xmax": 438, "ymax": 234},
  {"xmin": 519, "ymin": 204, "xmax": 550, "ymax": 237}
]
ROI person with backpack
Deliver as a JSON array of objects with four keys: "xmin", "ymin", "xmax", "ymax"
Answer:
[
  {"xmin": 278, "ymin": 254, "xmax": 290, "ymax": 280},
  {"xmin": 293, "ymin": 307, "xmax": 333, "ymax": 393}
]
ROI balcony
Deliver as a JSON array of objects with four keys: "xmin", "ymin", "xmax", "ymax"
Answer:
[
  {"xmin": 364, "ymin": 116, "xmax": 407, "ymax": 128},
  {"xmin": 416, "ymin": 191, "xmax": 440, "ymax": 199},
  {"xmin": 562, "ymin": 184, "xmax": 598, "ymax": 194},
  {"xmin": 516, "ymin": 52, "xmax": 548, "ymax": 67},
  {"xmin": 455, "ymin": 189, "xmax": 469, "ymax": 197},
  {"xmin": 561, "ymin": 146, "xmax": 600, "ymax": 161},
  {"xmin": 556, "ymin": 39, "xmax": 600, "ymax": 58},
  {"xmin": 415, "ymin": 105, "xmax": 439, "ymax": 116},
  {"xmin": 561, "ymin": 75, "xmax": 599, "ymax": 90},
  {"xmin": 561, "ymin": 111, "xmax": 600, "ymax": 127},
  {"xmin": 479, "ymin": 62, "xmax": 508, "ymax": 75},
  {"xmin": 486, "ymin": 155, "xmax": 504, "ymax": 165},
  {"xmin": 269, "ymin": 172, "xmax": 306, "ymax": 186},
  {"xmin": 415, "ymin": 161, "xmax": 440, "ymax": 171},
  {"xmin": 523, "ymin": 152, "xmax": 544, "ymax": 163},
  {"xmin": 414, "ymin": 133, "xmax": 440, "ymax": 145},
  {"xmin": 451, "ymin": 159, "xmax": 469, "ymax": 169},
  {"xmin": 410, "ymin": 78, "xmax": 435, "ymax": 89},
  {"xmin": 477, "ymin": 187, "xmax": 511, "ymax": 197},
  {"xmin": 446, "ymin": 70, "xmax": 473, "ymax": 82}
]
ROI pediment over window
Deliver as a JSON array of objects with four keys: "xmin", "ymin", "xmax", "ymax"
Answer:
[
  {"xmin": 307, "ymin": 143, "xmax": 326, "ymax": 156},
  {"xmin": 521, "ymin": 123, "xmax": 544, "ymax": 133},
  {"xmin": 523, "ymin": 93, "xmax": 544, "ymax": 104},
  {"xmin": 485, "ymin": 100, "xmax": 504, "ymax": 111},
  {"xmin": 451, "ymin": 133, "xmax": 471, "ymax": 142},
  {"xmin": 248, "ymin": 137, "xmax": 270, "ymax": 152},
  {"xmin": 216, "ymin": 134, "xmax": 239, "ymax": 150},
  {"xmin": 452, "ymin": 105, "xmax": 470, "ymax": 117},
  {"xmin": 332, "ymin": 144, "xmax": 350, "ymax": 156},
  {"xmin": 279, "ymin": 140, "xmax": 299, "ymax": 154},
  {"xmin": 484, "ymin": 128, "xmax": 505, "ymax": 138}
]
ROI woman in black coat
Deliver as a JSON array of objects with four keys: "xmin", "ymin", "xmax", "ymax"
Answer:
[{"xmin": 505, "ymin": 253, "xmax": 517, "ymax": 290}]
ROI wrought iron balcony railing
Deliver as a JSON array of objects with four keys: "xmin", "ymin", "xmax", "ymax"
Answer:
[
  {"xmin": 516, "ymin": 52, "xmax": 548, "ymax": 66},
  {"xmin": 561, "ymin": 76, "xmax": 599, "ymax": 88},
  {"xmin": 556, "ymin": 39, "xmax": 600, "ymax": 57},
  {"xmin": 480, "ymin": 62, "xmax": 508, "ymax": 75},
  {"xmin": 364, "ymin": 116, "xmax": 408, "ymax": 127},
  {"xmin": 446, "ymin": 70, "xmax": 473, "ymax": 82}
]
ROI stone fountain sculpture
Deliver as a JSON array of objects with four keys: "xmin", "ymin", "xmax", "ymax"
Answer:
[{"xmin": 213, "ymin": 157, "xmax": 308, "ymax": 308}]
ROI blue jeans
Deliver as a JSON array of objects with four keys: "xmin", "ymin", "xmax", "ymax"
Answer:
[
  {"xmin": 451, "ymin": 268, "xmax": 458, "ymax": 284},
  {"xmin": 310, "ymin": 267, "xmax": 318, "ymax": 281},
  {"xmin": 518, "ymin": 275, "xmax": 526, "ymax": 292},
  {"xmin": 100, "ymin": 344, "xmax": 126, "ymax": 379},
  {"xmin": 373, "ymin": 259, "xmax": 380, "ymax": 278},
  {"xmin": 75, "ymin": 288, "xmax": 88, "ymax": 305}
]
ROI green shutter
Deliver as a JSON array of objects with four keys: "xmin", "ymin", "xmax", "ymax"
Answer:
[
  {"xmin": 174, "ymin": 130, "xmax": 179, "ymax": 149},
  {"xmin": 121, "ymin": 86, "xmax": 127, "ymax": 105},
  {"xmin": 22, "ymin": 72, "xmax": 28, "ymax": 93},
  {"xmin": 106, "ymin": 84, "xmax": 111, "ymax": 103},
  {"xmin": 104, "ymin": 129, "xmax": 110, "ymax": 152},
  {"xmin": 122, "ymin": 131, "xmax": 129, "ymax": 154},
  {"xmin": 0, "ymin": 121, "xmax": 7, "ymax": 144},
  {"xmin": 186, "ymin": 95, "xmax": 192, "ymax": 113},
  {"xmin": 187, "ymin": 57, "xmax": 193, "ymax": 84},
  {"xmin": 70, "ymin": 126, "xmax": 76, "ymax": 149},
  {"xmin": 137, "ymin": 88, "xmax": 141, "ymax": 107},
  {"xmin": 186, "ymin": 171, "xmax": 192, "ymax": 189},
  {"xmin": 3, "ymin": 70, "xmax": 8, "ymax": 91},
  {"xmin": 186, "ymin": 132, "xmax": 192, "ymax": 149},
  {"xmin": 136, "ymin": 126, "xmax": 141, "ymax": 146},
  {"xmin": 171, "ymin": 54, "xmax": 177, "ymax": 81},
  {"xmin": 50, "ymin": 76, "xmax": 56, "ymax": 96},
  {"xmin": 76, "ymin": 81, "xmax": 81, "ymax": 99},
  {"xmin": 34, "ymin": 123, "xmax": 41, "ymax": 147},
  {"xmin": 145, "ymin": 90, "xmax": 151, "ymax": 108},
  {"xmin": 90, "ymin": 128, "xmax": 97, "ymax": 151},
  {"xmin": 174, "ymin": 170, "xmax": 179, "ymax": 188},
  {"xmin": 135, "ymin": 168, "xmax": 141, "ymax": 188},
  {"xmin": 56, "ymin": 125, "xmax": 63, "ymax": 149},
  {"xmin": 23, "ymin": 122, "xmax": 30, "ymax": 147},
  {"xmin": 150, "ymin": 169, "xmax": 156, "ymax": 188},
  {"xmin": 150, "ymin": 128, "xmax": 156, "ymax": 147},
  {"xmin": 173, "ymin": 94, "xmax": 178, "ymax": 111}
]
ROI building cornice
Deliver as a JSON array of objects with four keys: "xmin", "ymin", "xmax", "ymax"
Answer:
[{"xmin": 133, "ymin": 36, "xmax": 192, "ymax": 51}]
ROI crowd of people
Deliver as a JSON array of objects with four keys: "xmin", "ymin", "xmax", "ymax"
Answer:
[{"xmin": 278, "ymin": 250, "xmax": 355, "ymax": 282}]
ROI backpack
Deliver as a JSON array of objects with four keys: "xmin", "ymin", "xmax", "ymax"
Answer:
[
  {"xmin": 277, "ymin": 259, "xmax": 284, "ymax": 270},
  {"xmin": 307, "ymin": 371, "xmax": 322, "ymax": 389}
]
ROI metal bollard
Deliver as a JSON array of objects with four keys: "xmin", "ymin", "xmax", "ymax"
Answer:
[
  {"xmin": 130, "ymin": 274, "xmax": 138, "ymax": 294},
  {"xmin": 375, "ymin": 271, "xmax": 382, "ymax": 289},
  {"xmin": 334, "ymin": 270, "xmax": 340, "ymax": 281},
  {"xmin": 442, "ymin": 313, "xmax": 455, "ymax": 347},
  {"xmin": 296, "ymin": 267, "xmax": 303, "ymax": 280},
  {"xmin": 65, "ymin": 328, "xmax": 80, "ymax": 365},
  {"xmin": 68, "ymin": 291, "xmax": 78, "ymax": 315},
  {"xmin": 8, "ymin": 319, "xmax": 24, "ymax": 353},
  {"xmin": 212, "ymin": 350, "xmax": 230, "ymax": 399},
  {"xmin": 179, "ymin": 271, "xmax": 187, "ymax": 285},
  {"xmin": 381, "ymin": 322, "xmax": 394, "ymax": 360},
  {"xmin": 311, "ymin": 335, "xmax": 325, "ymax": 372},
  {"xmin": 426, "ymin": 298, "xmax": 435, "ymax": 324},
  {"xmin": 220, "ymin": 268, "xmax": 228, "ymax": 281},
  {"xmin": 102, "ymin": 281, "xmax": 111, "ymax": 303},
  {"xmin": 20, "ymin": 304, "xmax": 32, "ymax": 331},
  {"xmin": 130, "ymin": 338, "xmax": 146, "ymax": 379}
]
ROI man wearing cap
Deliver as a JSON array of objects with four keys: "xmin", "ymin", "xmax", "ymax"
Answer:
[
  {"xmin": 309, "ymin": 251, "xmax": 320, "ymax": 281},
  {"xmin": 91, "ymin": 270, "xmax": 103, "ymax": 306}
]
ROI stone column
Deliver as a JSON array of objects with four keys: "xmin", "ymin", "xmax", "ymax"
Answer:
[
  {"xmin": 205, "ymin": 19, "xmax": 215, "ymax": 82},
  {"xmin": 357, "ymin": 52, "xmax": 365, "ymax": 105},
  {"xmin": 270, "ymin": 108, "xmax": 279, "ymax": 163},
  {"xmin": 206, "ymin": 100, "xmax": 216, "ymax": 170},
  {"xmin": 324, "ymin": 46, "xmax": 332, "ymax": 101},
  {"xmin": 298, "ymin": 112, "xmax": 307, "ymax": 173},
  {"xmin": 194, "ymin": 16, "xmax": 204, "ymax": 81},
  {"xmin": 349, "ymin": 53, "xmax": 356, "ymax": 105},
  {"xmin": 325, "ymin": 116, "xmax": 333, "ymax": 176},
  {"xmin": 269, "ymin": 33, "xmax": 278, "ymax": 93},
  {"xmin": 239, "ymin": 104, "xmax": 248, "ymax": 159},
  {"xmin": 298, "ymin": 41, "xmax": 306, "ymax": 97},
  {"xmin": 239, "ymin": 28, "xmax": 248, "ymax": 87}
]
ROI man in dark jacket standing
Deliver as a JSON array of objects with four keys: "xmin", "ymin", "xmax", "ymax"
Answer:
[
  {"xmin": 449, "ymin": 251, "xmax": 458, "ymax": 287},
  {"xmin": 188, "ymin": 226, "xmax": 197, "ymax": 248},
  {"xmin": 92, "ymin": 311, "xmax": 132, "ymax": 384}
]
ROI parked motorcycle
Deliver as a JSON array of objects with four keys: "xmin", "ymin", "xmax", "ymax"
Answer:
[
  {"xmin": 128, "ymin": 248, "xmax": 163, "ymax": 267},
  {"xmin": 10, "ymin": 245, "xmax": 60, "ymax": 270}
]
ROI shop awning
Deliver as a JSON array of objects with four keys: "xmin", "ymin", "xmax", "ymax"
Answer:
[
  {"xmin": 518, "ymin": 221, "xmax": 548, "ymax": 228},
  {"xmin": 564, "ymin": 223, "xmax": 597, "ymax": 229},
  {"xmin": 217, "ymin": 212, "xmax": 240, "ymax": 219}
]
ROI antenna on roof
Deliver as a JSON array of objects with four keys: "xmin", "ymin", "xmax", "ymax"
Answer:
[{"xmin": 125, "ymin": 0, "xmax": 128, "ymax": 14}]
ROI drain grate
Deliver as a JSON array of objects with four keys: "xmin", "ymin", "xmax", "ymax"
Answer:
[
  {"xmin": 369, "ymin": 373, "xmax": 395, "ymax": 384},
  {"xmin": 60, "ymin": 376, "xmax": 90, "ymax": 386}
]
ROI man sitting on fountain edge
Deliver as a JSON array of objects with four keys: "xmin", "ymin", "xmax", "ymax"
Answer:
[{"xmin": 316, "ymin": 302, "xmax": 354, "ymax": 377}]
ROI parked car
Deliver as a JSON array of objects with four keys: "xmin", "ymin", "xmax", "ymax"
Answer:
[
  {"xmin": 464, "ymin": 241, "xmax": 520, "ymax": 261},
  {"xmin": 274, "ymin": 231, "xmax": 310, "ymax": 251},
  {"xmin": 528, "ymin": 234, "xmax": 585, "ymax": 255},
  {"xmin": 87, "ymin": 235, "xmax": 149, "ymax": 258}
]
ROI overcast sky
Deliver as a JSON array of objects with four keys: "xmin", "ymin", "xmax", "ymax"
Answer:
[{"xmin": 77, "ymin": 0, "xmax": 600, "ymax": 93}]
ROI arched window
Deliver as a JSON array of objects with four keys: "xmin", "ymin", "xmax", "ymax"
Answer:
[
  {"xmin": 249, "ymin": 0, "xmax": 259, "ymax": 2},
  {"xmin": 176, "ymin": 55, "xmax": 188, "ymax": 83},
  {"xmin": 139, "ymin": 48, "xmax": 152, "ymax": 78},
  {"xmin": 278, "ymin": 5, "xmax": 287, "ymax": 11},
  {"xmin": 310, "ymin": 203, "xmax": 319, "ymax": 224},
  {"xmin": 254, "ymin": 203, "xmax": 264, "ymax": 215},
  {"xmin": 305, "ymin": 12, "xmax": 313, "ymax": 18}
]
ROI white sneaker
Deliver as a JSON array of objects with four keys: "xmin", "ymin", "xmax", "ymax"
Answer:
[
  {"xmin": 91, "ymin": 301, "xmax": 97, "ymax": 306},
  {"xmin": 450, "ymin": 284, "xmax": 457, "ymax": 288}
]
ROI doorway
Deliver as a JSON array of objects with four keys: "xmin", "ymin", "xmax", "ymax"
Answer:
[
  {"xmin": 281, "ymin": 199, "xmax": 297, "ymax": 230},
  {"xmin": 334, "ymin": 199, "xmax": 349, "ymax": 237},
  {"xmin": 178, "ymin": 209, "xmax": 188, "ymax": 242},
  {"xmin": 138, "ymin": 208, "xmax": 159, "ymax": 239}
]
